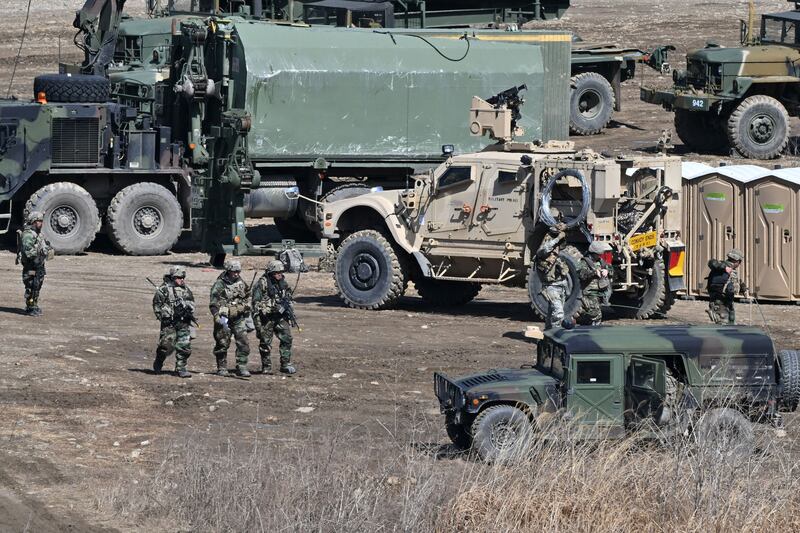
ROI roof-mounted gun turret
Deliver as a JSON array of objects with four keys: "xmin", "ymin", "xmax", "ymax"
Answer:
[{"xmin": 469, "ymin": 84, "xmax": 526, "ymax": 143}]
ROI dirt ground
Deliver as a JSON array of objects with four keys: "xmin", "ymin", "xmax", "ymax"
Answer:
[{"xmin": 1, "ymin": 0, "xmax": 800, "ymax": 531}]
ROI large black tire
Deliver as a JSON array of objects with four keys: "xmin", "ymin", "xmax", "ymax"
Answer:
[
  {"xmin": 107, "ymin": 182, "xmax": 183, "ymax": 255},
  {"xmin": 694, "ymin": 408, "xmax": 754, "ymax": 457},
  {"xmin": 569, "ymin": 72, "xmax": 615, "ymax": 135},
  {"xmin": 727, "ymin": 95, "xmax": 789, "ymax": 159},
  {"xmin": 445, "ymin": 413, "xmax": 472, "ymax": 449},
  {"xmin": 611, "ymin": 259, "xmax": 669, "ymax": 319},
  {"xmin": 471, "ymin": 405, "xmax": 532, "ymax": 462},
  {"xmin": 415, "ymin": 278, "xmax": 481, "ymax": 306},
  {"xmin": 528, "ymin": 248, "xmax": 582, "ymax": 321},
  {"xmin": 33, "ymin": 74, "xmax": 110, "ymax": 103},
  {"xmin": 779, "ymin": 350, "xmax": 800, "ymax": 412},
  {"xmin": 334, "ymin": 229, "xmax": 408, "ymax": 309},
  {"xmin": 674, "ymin": 109, "xmax": 727, "ymax": 153},
  {"xmin": 25, "ymin": 182, "xmax": 100, "ymax": 255}
]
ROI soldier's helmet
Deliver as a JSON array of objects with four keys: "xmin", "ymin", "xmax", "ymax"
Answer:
[
  {"xmin": 588, "ymin": 240, "xmax": 612, "ymax": 255},
  {"xmin": 266, "ymin": 259, "xmax": 285, "ymax": 274},
  {"xmin": 727, "ymin": 249, "xmax": 744, "ymax": 262},
  {"xmin": 26, "ymin": 211, "xmax": 44, "ymax": 224},
  {"xmin": 169, "ymin": 266, "xmax": 187, "ymax": 279},
  {"xmin": 224, "ymin": 260, "xmax": 242, "ymax": 272}
]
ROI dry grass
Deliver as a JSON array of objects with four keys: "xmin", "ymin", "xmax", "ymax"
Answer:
[{"xmin": 100, "ymin": 413, "xmax": 800, "ymax": 532}]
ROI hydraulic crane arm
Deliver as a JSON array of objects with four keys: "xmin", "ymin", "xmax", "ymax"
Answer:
[{"xmin": 73, "ymin": 0, "xmax": 127, "ymax": 76}]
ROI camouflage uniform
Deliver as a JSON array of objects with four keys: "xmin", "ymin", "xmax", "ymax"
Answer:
[
  {"xmin": 252, "ymin": 260, "xmax": 296, "ymax": 374},
  {"xmin": 17, "ymin": 211, "xmax": 52, "ymax": 316},
  {"xmin": 536, "ymin": 227, "xmax": 570, "ymax": 329},
  {"xmin": 209, "ymin": 260, "xmax": 253, "ymax": 377},
  {"xmin": 706, "ymin": 249, "xmax": 746, "ymax": 325},
  {"xmin": 577, "ymin": 241, "xmax": 612, "ymax": 325},
  {"xmin": 152, "ymin": 266, "xmax": 195, "ymax": 378}
]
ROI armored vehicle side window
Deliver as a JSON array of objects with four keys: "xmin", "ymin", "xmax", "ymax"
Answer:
[
  {"xmin": 497, "ymin": 170, "xmax": 519, "ymax": 184},
  {"xmin": 631, "ymin": 359, "xmax": 659, "ymax": 390},
  {"xmin": 576, "ymin": 360, "xmax": 610, "ymax": 385},
  {"xmin": 438, "ymin": 166, "xmax": 472, "ymax": 189},
  {"xmin": 762, "ymin": 17, "xmax": 798, "ymax": 45}
]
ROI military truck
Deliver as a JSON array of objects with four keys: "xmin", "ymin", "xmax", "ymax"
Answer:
[
  {"xmin": 434, "ymin": 325, "xmax": 799, "ymax": 461},
  {"xmin": 320, "ymin": 91, "xmax": 686, "ymax": 320},
  {"xmin": 640, "ymin": 0, "xmax": 800, "ymax": 159}
]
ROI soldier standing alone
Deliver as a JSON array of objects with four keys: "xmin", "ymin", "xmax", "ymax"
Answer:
[
  {"xmin": 706, "ymin": 249, "xmax": 746, "ymax": 325},
  {"xmin": 536, "ymin": 220, "xmax": 570, "ymax": 329},
  {"xmin": 252, "ymin": 260, "xmax": 297, "ymax": 375},
  {"xmin": 152, "ymin": 266, "xmax": 196, "ymax": 378},
  {"xmin": 209, "ymin": 260, "xmax": 254, "ymax": 377},
  {"xmin": 577, "ymin": 241, "xmax": 613, "ymax": 325},
  {"xmin": 17, "ymin": 211, "xmax": 52, "ymax": 316}
]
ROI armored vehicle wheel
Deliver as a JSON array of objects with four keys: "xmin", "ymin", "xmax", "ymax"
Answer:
[
  {"xmin": 778, "ymin": 350, "xmax": 800, "ymax": 411},
  {"xmin": 727, "ymin": 95, "xmax": 789, "ymax": 159},
  {"xmin": 33, "ymin": 74, "xmax": 110, "ymax": 103},
  {"xmin": 527, "ymin": 250, "xmax": 582, "ymax": 322},
  {"xmin": 471, "ymin": 405, "xmax": 532, "ymax": 462},
  {"xmin": 25, "ymin": 182, "xmax": 100, "ymax": 254},
  {"xmin": 415, "ymin": 279, "xmax": 481, "ymax": 306},
  {"xmin": 674, "ymin": 110, "xmax": 727, "ymax": 153},
  {"xmin": 569, "ymin": 72, "xmax": 615, "ymax": 136},
  {"xmin": 611, "ymin": 259, "xmax": 668, "ymax": 319},
  {"xmin": 445, "ymin": 414, "xmax": 472, "ymax": 449},
  {"xmin": 107, "ymin": 182, "xmax": 182, "ymax": 255},
  {"xmin": 694, "ymin": 408, "xmax": 754, "ymax": 457},
  {"xmin": 334, "ymin": 229, "xmax": 408, "ymax": 309}
]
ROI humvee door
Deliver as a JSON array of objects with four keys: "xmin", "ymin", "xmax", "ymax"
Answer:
[
  {"xmin": 472, "ymin": 164, "xmax": 527, "ymax": 238},
  {"xmin": 626, "ymin": 356, "xmax": 667, "ymax": 423},
  {"xmin": 566, "ymin": 354, "xmax": 625, "ymax": 436}
]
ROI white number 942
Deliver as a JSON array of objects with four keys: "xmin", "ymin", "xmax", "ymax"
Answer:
[{"xmin": 691, "ymin": 99, "xmax": 705, "ymax": 108}]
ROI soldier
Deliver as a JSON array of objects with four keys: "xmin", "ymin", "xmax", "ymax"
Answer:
[
  {"xmin": 252, "ymin": 260, "xmax": 297, "ymax": 375},
  {"xmin": 577, "ymin": 241, "xmax": 612, "ymax": 325},
  {"xmin": 536, "ymin": 213, "xmax": 570, "ymax": 329},
  {"xmin": 17, "ymin": 211, "xmax": 53, "ymax": 316},
  {"xmin": 706, "ymin": 249, "xmax": 747, "ymax": 325},
  {"xmin": 209, "ymin": 260, "xmax": 254, "ymax": 377},
  {"xmin": 152, "ymin": 266, "xmax": 196, "ymax": 378}
]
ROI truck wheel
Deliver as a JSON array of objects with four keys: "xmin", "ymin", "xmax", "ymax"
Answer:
[
  {"xmin": 569, "ymin": 72, "xmax": 615, "ymax": 135},
  {"xmin": 727, "ymin": 95, "xmax": 789, "ymax": 159},
  {"xmin": 778, "ymin": 350, "xmax": 800, "ymax": 411},
  {"xmin": 611, "ymin": 259, "xmax": 668, "ymax": 319},
  {"xmin": 471, "ymin": 405, "xmax": 532, "ymax": 462},
  {"xmin": 25, "ymin": 182, "xmax": 100, "ymax": 254},
  {"xmin": 33, "ymin": 74, "xmax": 110, "ymax": 103},
  {"xmin": 694, "ymin": 408, "xmax": 754, "ymax": 457},
  {"xmin": 334, "ymin": 229, "xmax": 408, "ymax": 309},
  {"xmin": 415, "ymin": 279, "xmax": 481, "ymax": 306},
  {"xmin": 674, "ymin": 110, "xmax": 727, "ymax": 153},
  {"xmin": 527, "ymin": 250, "xmax": 582, "ymax": 322},
  {"xmin": 107, "ymin": 182, "xmax": 183, "ymax": 255},
  {"xmin": 445, "ymin": 413, "xmax": 472, "ymax": 449}
]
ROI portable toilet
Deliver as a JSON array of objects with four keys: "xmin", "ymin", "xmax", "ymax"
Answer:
[{"xmin": 746, "ymin": 169, "xmax": 800, "ymax": 302}]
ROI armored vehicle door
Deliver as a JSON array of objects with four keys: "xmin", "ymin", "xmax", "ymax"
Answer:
[
  {"xmin": 626, "ymin": 356, "xmax": 667, "ymax": 423},
  {"xmin": 566, "ymin": 354, "xmax": 624, "ymax": 435},
  {"xmin": 472, "ymin": 164, "xmax": 527, "ymax": 240},
  {"xmin": 421, "ymin": 163, "xmax": 480, "ymax": 238}
]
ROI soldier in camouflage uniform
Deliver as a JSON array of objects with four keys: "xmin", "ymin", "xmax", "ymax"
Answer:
[
  {"xmin": 209, "ymin": 260, "xmax": 254, "ymax": 377},
  {"xmin": 152, "ymin": 266, "xmax": 195, "ymax": 378},
  {"xmin": 252, "ymin": 260, "xmax": 297, "ymax": 375},
  {"xmin": 17, "ymin": 211, "xmax": 53, "ymax": 316},
  {"xmin": 706, "ymin": 249, "xmax": 746, "ymax": 325},
  {"xmin": 577, "ymin": 241, "xmax": 612, "ymax": 325},
  {"xmin": 536, "ymin": 214, "xmax": 570, "ymax": 329}
]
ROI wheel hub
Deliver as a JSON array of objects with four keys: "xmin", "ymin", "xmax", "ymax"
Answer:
[
  {"xmin": 749, "ymin": 114, "xmax": 775, "ymax": 144},
  {"xmin": 132, "ymin": 206, "xmax": 162, "ymax": 238},
  {"xmin": 490, "ymin": 423, "xmax": 518, "ymax": 450},
  {"xmin": 578, "ymin": 89, "xmax": 602, "ymax": 119},
  {"xmin": 49, "ymin": 206, "xmax": 78, "ymax": 236},
  {"xmin": 349, "ymin": 252, "xmax": 381, "ymax": 291}
]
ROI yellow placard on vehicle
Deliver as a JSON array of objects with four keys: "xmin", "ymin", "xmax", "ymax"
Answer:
[{"xmin": 629, "ymin": 231, "xmax": 658, "ymax": 251}]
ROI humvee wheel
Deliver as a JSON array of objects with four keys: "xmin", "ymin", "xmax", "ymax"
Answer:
[
  {"xmin": 674, "ymin": 110, "xmax": 727, "ymax": 153},
  {"xmin": 569, "ymin": 72, "xmax": 614, "ymax": 135},
  {"xmin": 471, "ymin": 405, "xmax": 532, "ymax": 462},
  {"xmin": 334, "ymin": 229, "xmax": 408, "ymax": 309},
  {"xmin": 445, "ymin": 414, "xmax": 472, "ymax": 449},
  {"xmin": 527, "ymin": 250, "xmax": 582, "ymax": 322},
  {"xmin": 415, "ymin": 279, "xmax": 481, "ymax": 306},
  {"xmin": 611, "ymin": 259, "xmax": 668, "ymax": 319},
  {"xmin": 25, "ymin": 182, "xmax": 100, "ymax": 255},
  {"xmin": 727, "ymin": 95, "xmax": 789, "ymax": 159},
  {"xmin": 778, "ymin": 350, "xmax": 800, "ymax": 411},
  {"xmin": 694, "ymin": 408, "xmax": 754, "ymax": 457}
]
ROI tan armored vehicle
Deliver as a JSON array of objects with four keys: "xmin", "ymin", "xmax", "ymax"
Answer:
[{"xmin": 319, "ymin": 91, "xmax": 687, "ymax": 320}]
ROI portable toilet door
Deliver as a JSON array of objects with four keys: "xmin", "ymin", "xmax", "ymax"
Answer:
[
  {"xmin": 689, "ymin": 171, "xmax": 748, "ymax": 297},
  {"xmin": 748, "ymin": 174, "xmax": 799, "ymax": 302}
]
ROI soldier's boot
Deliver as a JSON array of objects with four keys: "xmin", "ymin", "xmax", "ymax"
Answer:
[
  {"xmin": 280, "ymin": 359, "xmax": 296, "ymax": 375},
  {"xmin": 258, "ymin": 354, "xmax": 273, "ymax": 374},
  {"xmin": 153, "ymin": 354, "xmax": 166, "ymax": 374},
  {"xmin": 25, "ymin": 297, "xmax": 36, "ymax": 316},
  {"xmin": 236, "ymin": 366, "xmax": 251, "ymax": 378},
  {"xmin": 177, "ymin": 368, "xmax": 191, "ymax": 378},
  {"xmin": 215, "ymin": 357, "xmax": 230, "ymax": 377}
]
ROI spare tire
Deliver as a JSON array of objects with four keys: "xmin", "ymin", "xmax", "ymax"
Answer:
[
  {"xmin": 33, "ymin": 74, "xmax": 110, "ymax": 103},
  {"xmin": 779, "ymin": 349, "xmax": 800, "ymax": 411},
  {"xmin": 538, "ymin": 169, "xmax": 590, "ymax": 229}
]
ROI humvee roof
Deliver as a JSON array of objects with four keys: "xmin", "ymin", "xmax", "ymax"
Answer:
[{"xmin": 545, "ymin": 326, "xmax": 774, "ymax": 358}]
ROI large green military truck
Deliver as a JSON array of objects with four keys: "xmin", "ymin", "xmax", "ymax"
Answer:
[
  {"xmin": 641, "ymin": 1, "xmax": 800, "ymax": 159},
  {"xmin": 434, "ymin": 325, "xmax": 799, "ymax": 461}
]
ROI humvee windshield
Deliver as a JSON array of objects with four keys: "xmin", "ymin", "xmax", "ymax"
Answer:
[
  {"xmin": 537, "ymin": 341, "xmax": 566, "ymax": 379},
  {"xmin": 761, "ymin": 15, "xmax": 800, "ymax": 45}
]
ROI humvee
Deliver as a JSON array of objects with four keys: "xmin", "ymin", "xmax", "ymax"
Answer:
[
  {"xmin": 641, "ymin": 0, "xmax": 800, "ymax": 159},
  {"xmin": 320, "ymin": 89, "xmax": 686, "ymax": 321},
  {"xmin": 434, "ymin": 325, "xmax": 799, "ymax": 461}
]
